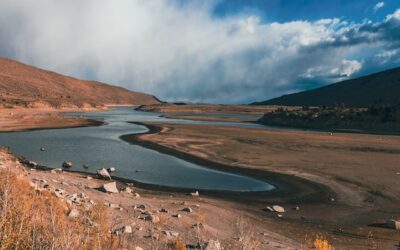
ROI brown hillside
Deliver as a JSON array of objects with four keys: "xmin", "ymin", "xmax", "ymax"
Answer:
[{"xmin": 0, "ymin": 57, "xmax": 159, "ymax": 108}]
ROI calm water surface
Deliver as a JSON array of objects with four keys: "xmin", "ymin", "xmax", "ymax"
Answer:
[{"xmin": 0, "ymin": 107, "xmax": 274, "ymax": 192}]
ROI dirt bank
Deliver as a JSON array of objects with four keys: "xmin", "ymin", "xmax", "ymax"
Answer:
[{"xmin": 0, "ymin": 108, "xmax": 104, "ymax": 132}]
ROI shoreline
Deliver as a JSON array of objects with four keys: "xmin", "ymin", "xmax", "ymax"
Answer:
[{"xmin": 119, "ymin": 122, "xmax": 335, "ymax": 204}]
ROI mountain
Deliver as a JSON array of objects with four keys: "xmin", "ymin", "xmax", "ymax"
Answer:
[
  {"xmin": 252, "ymin": 67, "xmax": 400, "ymax": 107},
  {"xmin": 0, "ymin": 57, "xmax": 159, "ymax": 108}
]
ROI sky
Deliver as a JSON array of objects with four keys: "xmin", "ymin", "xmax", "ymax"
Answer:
[{"xmin": 0, "ymin": 0, "xmax": 399, "ymax": 103}]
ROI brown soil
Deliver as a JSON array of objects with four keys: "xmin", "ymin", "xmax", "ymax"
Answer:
[
  {"xmin": 0, "ymin": 108, "xmax": 103, "ymax": 132},
  {"xmin": 123, "ymin": 122, "xmax": 400, "ymax": 249},
  {"xmin": 0, "ymin": 57, "xmax": 159, "ymax": 108}
]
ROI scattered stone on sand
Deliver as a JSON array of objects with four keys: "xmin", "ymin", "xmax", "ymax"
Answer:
[
  {"xmin": 162, "ymin": 230, "xmax": 179, "ymax": 237},
  {"xmin": 101, "ymin": 182, "xmax": 119, "ymax": 193},
  {"xmin": 107, "ymin": 166, "xmax": 116, "ymax": 173},
  {"xmin": 125, "ymin": 187, "xmax": 133, "ymax": 193},
  {"xmin": 24, "ymin": 160, "xmax": 38, "ymax": 168},
  {"xmin": 134, "ymin": 192, "xmax": 141, "ymax": 198},
  {"xmin": 190, "ymin": 190, "xmax": 199, "ymax": 196},
  {"xmin": 86, "ymin": 176, "xmax": 93, "ymax": 180},
  {"xmin": 113, "ymin": 225, "xmax": 133, "ymax": 235},
  {"xmin": 272, "ymin": 205, "xmax": 285, "ymax": 213},
  {"xmin": 97, "ymin": 168, "xmax": 111, "ymax": 180},
  {"xmin": 160, "ymin": 208, "xmax": 168, "ymax": 213},
  {"xmin": 136, "ymin": 204, "xmax": 146, "ymax": 210},
  {"xmin": 386, "ymin": 219, "xmax": 400, "ymax": 230},
  {"xmin": 62, "ymin": 161, "xmax": 73, "ymax": 168},
  {"xmin": 108, "ymin": 203, "xmax": 120, "ymax": 208},
  {"xmin": 68, "ymin": 209, "xmax": 80, "ymax": 218},
  {"xmin": 50, "ymin": 168, "xmax": 63, "ymax": 174},
  {"xmin": 149, "ymin": 214, "xmax": 160, "ymax": 223},
  {"xmin": 182, "ymin": 207, "xmax": 193, "ymax": 213},
  {"xmin": 205, "ymin": 240, "xmax": 221, "ymax": 250},
  {"xmin": 173, "ymin": 213, "xmax": 182, "ymax": 219}
]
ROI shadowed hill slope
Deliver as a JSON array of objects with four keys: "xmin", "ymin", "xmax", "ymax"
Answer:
[
  {"xmin": 0, "ymin": 57, "xmax": 159, "ymax": 108},
  {"xmin": 253, "ymin": 67, "xmax": 400, "ymax": 107}
]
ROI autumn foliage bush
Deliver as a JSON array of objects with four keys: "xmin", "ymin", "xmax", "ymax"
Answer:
[{"xmin": 0, "ymin": 169, "xmax": 110, "ymax": 249}]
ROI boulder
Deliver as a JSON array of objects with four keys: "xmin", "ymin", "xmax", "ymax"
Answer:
[
  {"xmin": 386, "ymin": 219, "xmax": 400, "ymax": 230},
  {"xmin": 113, "ymin": 225, "xmax": 132, "ymax": 235},
  {"xmin": 272, "ymin": 205, "xmax": 285, "ymax": 213},
  {"xmin": 97, "ymin": 168, "xmax": 111, "ymax": 180},
  {"xmin": 190, "ymin": 191, "xmax": 199, "ymax": 196},
  {"xmin": 205, "ymin": 240, "xmax": 221, "ymax": 250},
  {"xmin": 24, "ymin": 160, "xmax": 38, "ymax": 168},
  {"xmin": 107, "ymin": 166, "xmax": 116, "ymax": 173},
  {"xmin": 145, "ymin": 214, "xmax": 160, "ymax": 223},
  {"xmin": 62, "ymin": 161, "xmax": 73, "ymax": 168},
  {"xmin": 182, "ymin": 207, "xmax": 193, "ymax": 213},
  {"xmin": 101, "ymin": 182, "xmax": 119, "ymax": 193},
  {"xmin": 68, "ymin": 209, "xmax": 80, "ymax": 218}
]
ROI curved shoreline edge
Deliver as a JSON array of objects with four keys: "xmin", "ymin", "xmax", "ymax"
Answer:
[{"xmin": 119, "ymin": 122, "xmax": 336, "ymax": 204}]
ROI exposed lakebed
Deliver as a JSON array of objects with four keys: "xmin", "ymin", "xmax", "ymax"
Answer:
[{"xmin": 0, "ymin": 107, "xmax": 275, "ymax": 192}]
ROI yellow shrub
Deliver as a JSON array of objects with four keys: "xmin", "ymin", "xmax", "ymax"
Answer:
[{"xmin": 0, "ymin": 169, "xmax": 110, "ymax": 249}]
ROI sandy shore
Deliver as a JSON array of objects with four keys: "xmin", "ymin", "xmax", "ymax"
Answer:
[
  {"xmin": 0, "ymin": 107, "xmax": 103, "ymax": 132},
  {"xmin": 120, "ymin": 122, "xmax": 400, "ymax": 248},
  {"xmin": 0, "ymin": 148, "xmax": 301, "ymax": 249}
]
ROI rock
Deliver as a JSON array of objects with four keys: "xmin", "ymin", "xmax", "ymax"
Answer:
[
  {"xmin": 97, "ymin": 168, "xmax": 111, "ymax": 180},
  {"xmin": 173, "ymin": 214, "xmax": 182, "ymax": 219},
  {"xmin": 125, "ymin": 187, "xmax": 133, "ymax": 193},
  {"xmin": 386, "ymin": 219, "xmax": 400, "ymax": 230},
  {"xmin": 82, "ymin": 164, "xmax": 89, "ymax": 169},
  {"xmin": 135, "ymin": 247, "xmax": 144, "ymax": 250},
  {"xmin": 182, "ymin": 207, "xmax": 193, "ymax": 213},
  {"xmin": 101, "ymin": 182, "xmax": 119, "ymax": 193},
  {"xmin": 107, "ymin": 166, "xmax": 116, "ymax": 173},
  {"xmin": 24, "ymin": 160, "xmax": 38, "ymax": 168},
  {"xmin": 294, "ymin": 206, "xmax": 300, "ymax": 211},
  {"xmin": 205, "ymin": 240, "xmax": 221, "ymax": 250},
  {"xmin": 159, "ymin": 208, "xmax": 168, "ymax": 213},
  {"xmin": 62, "ymin": 161, "xmax": 73, "ymax": 168},
  {"xmin": 145, "ymin": 214, "xmax": 160, "ymax": 223},
  {"xmin": 137, "ymin": 204, "xmax": 146, "ymax": 210},
  {"xmin": 272, "ymin": 205, "xmax": 285, "ymax": 213},
  {"xmin": 50, "ymin": 168, "xmax": 63, "ymax": 174},
  {"xmin": 265, "ymin": 206, "xmax": 274, "ymax": 212},
  {"xmin": 190, "ymin": 190, "xmax": 199, "ymax": 196},
  {"xmin": 40, "ymin": 147, "xmax": 46, "ymax": 151},
  {"xmin": 108, "ymin": 203, "xmax": 120, "ymax": 208},
  {"xmin": 68, "ymin": 209, "xmax": 80, "ymax": 218},
  {"xmin": 162, "ymin": 230, "xmax": 179, "ymax": 237},
  {"xmin": 113, "ymin": 225, "xmax": 132, "ymax": 235},
  {"xmin": 86, "ymin": 176, "xmax": 93, "ymax": 180},
  {"xmin": 134, "ymin": 192, "xmax": 140, "ymax": 198}
]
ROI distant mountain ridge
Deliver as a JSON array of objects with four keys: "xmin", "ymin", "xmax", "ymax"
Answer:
[
  {"xmin": 252, "ymin": 67, "xmax": 400, "ymax": 107},
  {"xmin": 0, "ymin": 57, "xmax": 159, "ymax": 108}
]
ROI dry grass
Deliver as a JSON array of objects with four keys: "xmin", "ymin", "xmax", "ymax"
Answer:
[
  {"xmin": 0, "ymin": 169, "xmax": 111, "ymax": 249},
  {"xmin": 303, "ymin": 234, "xmax": 335, "ymax": 250}
]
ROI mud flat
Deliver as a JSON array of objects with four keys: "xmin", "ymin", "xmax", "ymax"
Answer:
[{"xmin": 121, "ymin": 122, "xmax": 400, "ymax": 248}]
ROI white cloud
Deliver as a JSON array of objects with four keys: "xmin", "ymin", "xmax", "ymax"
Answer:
[
  {"xmin": 0, "ymin": 1, "xmax": 398, "ymax": 103},
  {"xmin": 330, "ymin": 60, "xmax": 362, "ymax": 77},
  {"xmin": 374, "ymin": 2, "xmax": 385, "ymax": 12}
]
